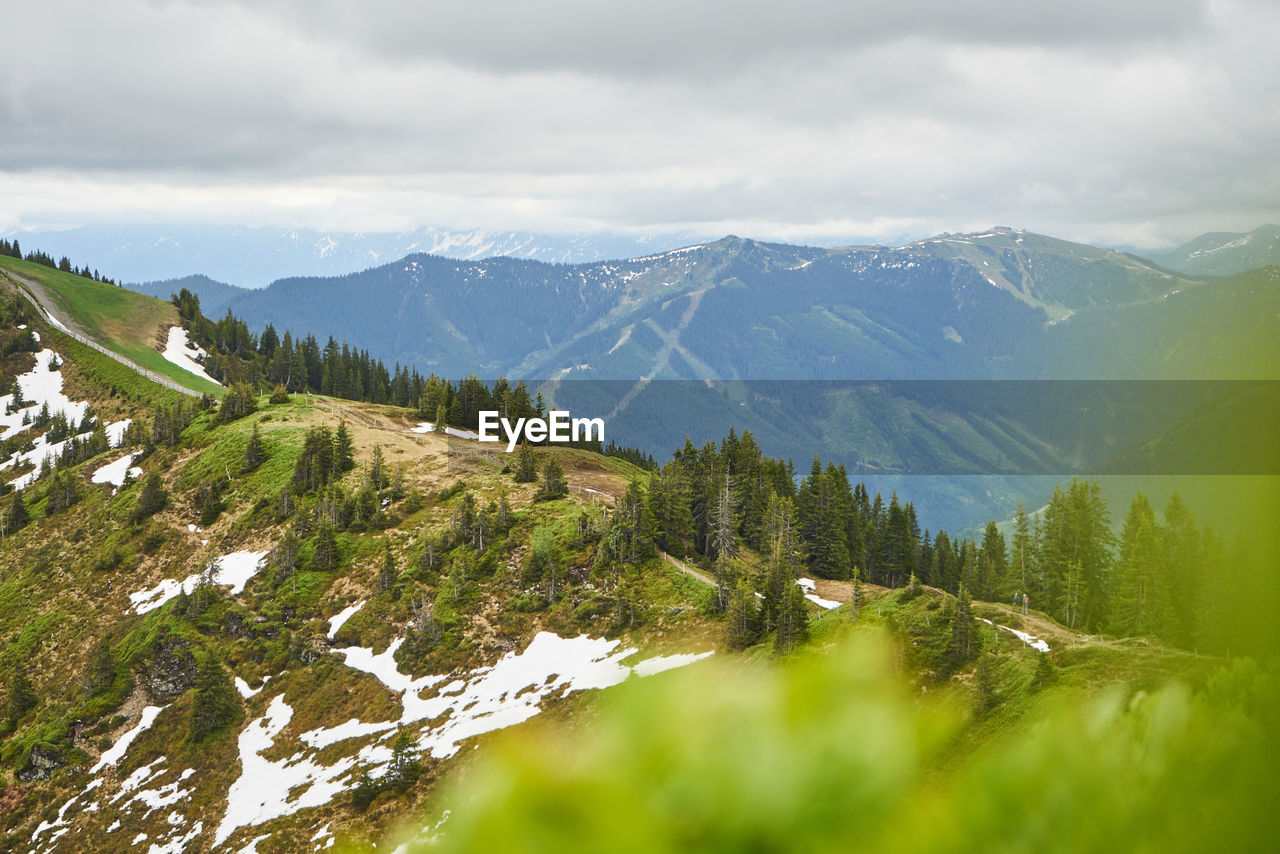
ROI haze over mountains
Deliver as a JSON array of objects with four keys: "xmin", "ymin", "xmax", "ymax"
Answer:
[
  {"xmin": 130, "ymin": 226, "xmax": 1279, "ymax": 384},
  {"xmin": 1142, "ymin": 223, "xmax": 1280, "ymax": 276},
  {"xmin": 5, "ymin": 224, "xmax": 708, "ymax": 288},
  {"xmin": 116, "ymin": 224, "xmax": 1280, "ymax": 533}
]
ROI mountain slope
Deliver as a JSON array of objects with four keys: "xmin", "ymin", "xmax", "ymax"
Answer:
[
  {"xmin": 1142, "ymin": 224, "xmax": 1280, "ymax": 276},
  {"xmin": 141, "ymin": 229, "xmax": 1242, "ymax": 383}
]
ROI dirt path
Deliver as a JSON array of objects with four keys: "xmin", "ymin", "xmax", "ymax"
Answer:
[{"xmin": 660, "ymin": 551, "xmax": 716, "ymax": 587}]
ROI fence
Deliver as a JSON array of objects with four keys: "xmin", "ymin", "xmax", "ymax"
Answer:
[{"xmin": 2, "ymin": 269, "xmax": 203, "ymax": 399}]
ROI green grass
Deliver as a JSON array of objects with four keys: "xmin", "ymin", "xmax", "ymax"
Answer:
[{"xmin": 0, "ymin": 256, "xmax": 223, "ymax": 397}]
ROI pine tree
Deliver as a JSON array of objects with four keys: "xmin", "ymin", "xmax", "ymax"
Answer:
[
  {"xmin": 726, "ymin": 577, "xmax": 761, "ymax": 649},
  {"xmin": 536, "ymin": 457, "xmax": 568, "ymax": 501},
  {"xmin": 6, "ymin": 666, "xmax": 37, "ymax": 726},
  {"xmin": 379, "ymin": 541, "xmax": 398, "ymax": 593},
  {"xmin": 83, "ymin": 638, "xmax": 117, "ymax": 697},
  {"xmin": 774, "ymin": 583, "xmax": 809, "ymax": 655},
  {"xmin": 189, "ymin": 657, "xmax": 241, "ymax": 743},
  {"xmin": 131, "ymin": 472, "xmax": 168, "ymax": 523},
  {"xmin": 333, "ymin": 422, "xmax": 356, "ymax": 474},
  {"xmin": 369, "ymin": 444, "xmax": 387, "ymax": 490},
  {"xmin": 314, "ymin": 523, "xmax": 339, "ymax": 570},
  {"xmin": 1, "ymin": 494, "xmax": 28, "ymax": 537},
  {"xmin": 1112, "ymin": 493, "xmax": 1167, "ymax": 639},
  {"xmin": 1011, "ymin": 500, "xmax": 1035, "ymax": 599},
  {"xmin": 243, "ymin": 423, "xmax": 266, "ymax": 472},
  {"xmin": 947, "ymin": 584, "xmax": 977, "ymax": 668},
  {"xmin": 513, "ymin": 441, "xmax": 538, "ymax": 483}
]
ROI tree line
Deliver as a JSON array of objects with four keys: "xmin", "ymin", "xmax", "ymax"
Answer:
[{"xmin": 0, "ymin": 238, "xmax": 118, "ymax": 286}]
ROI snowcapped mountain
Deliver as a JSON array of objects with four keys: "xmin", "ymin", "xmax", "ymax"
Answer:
[{"xmin": 1, "ymin": 224, "xmax": 707, "ymax": 288}]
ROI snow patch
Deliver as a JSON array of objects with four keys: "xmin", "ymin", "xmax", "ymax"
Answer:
[
  {"xmin": 162, "ymin": 326, "xmax": 221, "ymax": 386},
  {"xmin": 92, "ymin": 452, "xmax": 143, "ymax": 489},
  {"xmin": 979, "ymin": 618, "xmax": 1051, "ymax": 652},
  {"xmin": 327, "ymin": 600, "xmax": 365, "ymax": 639},
  {"xmin": 92, "ymin": 706, "xmax": 166, "ymax": 773},
  {"xmin": 129, "ymin": 550, "xmax": 269, "ymax": 615}
]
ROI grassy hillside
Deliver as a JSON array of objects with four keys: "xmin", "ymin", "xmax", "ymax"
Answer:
[{"xmin": 0, "ymin": 255, "xmax": 224, "ymax": 397}]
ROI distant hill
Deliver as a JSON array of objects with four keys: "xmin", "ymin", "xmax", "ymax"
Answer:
[
  {"xmin": 1141, "ymin": 224, "xmax": 1280, "ymax": 275},
  {"xmin": 5, "ymin": 224, "xmax": 707, "ymax": 288}
]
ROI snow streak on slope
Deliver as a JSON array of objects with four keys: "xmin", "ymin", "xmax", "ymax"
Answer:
[
  {"xmin": 212, "ymin": 632, "xmax": 712, "ymax": 848},
  {"xmin": 128, "ymin": 551, "xmax": 269, "ymax": 615}
]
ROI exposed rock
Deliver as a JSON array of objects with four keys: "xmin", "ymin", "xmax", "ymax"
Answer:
[
  {"xmin": 144, "ymin": 638, "xmax": 197, "ymax": 700},
  {"xmin": 225, "ymin": 611, "xmax": 253, "ymax": 639},
  {"xmin": 16, "ymin": 747, "xmax": 63, "ymax": 783}
]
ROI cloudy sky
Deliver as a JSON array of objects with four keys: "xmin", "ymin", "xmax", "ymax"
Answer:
[{"xmin": 2, "ymin": 0, "xmax": 1277, "ymax": 248}]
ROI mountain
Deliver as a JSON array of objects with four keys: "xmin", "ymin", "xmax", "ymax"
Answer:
[
  {"xmin": 1141, "ymin": 224, "xmax": 1280, "ymax": 276},
  {"xmin": 143, "ymin": 227, "xmax": 1272, "ymax": 383},
  {"xmin": 2, "ymin": 233, "xmax": 1277, "ymax": 854},
  {"xmin": 120, "ymin": 227, "xmax": 1280, "ymax": 532},
  {"xmin": 5, "ymin": 224, "xmax": 707, "ymax": 289}
]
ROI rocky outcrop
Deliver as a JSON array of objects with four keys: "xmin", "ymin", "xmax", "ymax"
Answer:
[
  {"xmin": 16, "ymin": 747, "xmax": 63, "ymax": 783},
  {"xmin": 144, "ymin": 638, "xmax": 197, "ymax": 700}
]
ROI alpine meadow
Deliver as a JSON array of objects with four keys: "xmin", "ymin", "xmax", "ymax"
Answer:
[{"xmin": 2, "ymin": 2, "xmax": 1280, "ymax": 852}]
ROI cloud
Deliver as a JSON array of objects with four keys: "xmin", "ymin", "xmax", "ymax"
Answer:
[{"xmin": 1, "ymin": 0, "xmax": 1277, "ymax": 247}]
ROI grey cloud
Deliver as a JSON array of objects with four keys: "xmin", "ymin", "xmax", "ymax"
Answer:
[
  {"xmin": 0, "ymin": 0, "xmax": 1276, "ymax": 248},
  {"xmin": 230, "ymin": 0, "xmax": 1210, "ymax": 76}
]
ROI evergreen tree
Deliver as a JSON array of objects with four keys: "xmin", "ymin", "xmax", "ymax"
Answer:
[
  {"xmin": 513, "ymin": 441, "xmax": 538, "ymax": 483},
  {"xmin": 947, "ymin": 584, "xmax": 977, "ymax": 668},
  {"xmin": 217, "ymin": 383, "xmax": 258, "ymax": 423},
  {"xmin": 6, "ymin": 666, "xmax": 37, "ymax": 726},
  {"xmin": 774, "ymin": 583, "xmax": 809, "ymax": 655},
  {"xmin": 979, "ymin": 521, "xmax": 1008, "ymax": 601},
  {"xmin": 369, "ymin": 444, "xmax": 387, "ymax": 490},
  {"xmin": 1, "ymin": 494, "xmax": 28, "ymax": 537},
  {"xmin": 83, "ymin": 637, "xmax": 118, "ymax": 697},
  {"xmin": 379, "ymin": 540, "xmax": 398, "ymax": 593},
  {"xmin": 333, "ymin": 422, "xmax": 356, "ymax": 475},
  {"xmin": 314, "ymin": 523, "xmax": 339, "ymax": 570},
  {"xmin": 243, "ymin": 423, "xmax": 266, "ymax": 472},
  {"xmin": 535, "ymin": 457, "xmax": 568, "ymax": 501},
  {"xmin": 1010, "ymin": 500, "xmax": 1035, "ymax": 600},
  {"xmin": 189, "ymin": 657, "xmax": 241, "ymax": 743},
  {"xmin": 131, "ymin": 472, "xmax": 168, "ymax": 523},
  {"xmin": 1112, "ymin": 493, "xmax": 1167, "ymax": 639},
  {"xmin": 726, "ymin": 577, "xmax": 761, "ymax": 650}
]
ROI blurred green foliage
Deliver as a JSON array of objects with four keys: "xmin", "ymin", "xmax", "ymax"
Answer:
[{"xmin": 390, "ymin": 631, "xmax": 1277, "ymax": 854}]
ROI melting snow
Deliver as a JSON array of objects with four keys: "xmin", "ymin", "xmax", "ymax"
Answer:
[
  {"xmin": 410, "ymin": 422, "xmax": 480, "ymax": 440},
  {"xmin": 92, "ymin": 452, "xmax": 143, "ymax": 489},
  {"xmin": 796, "ymin": 578, "xmax": 841, "ymax": 610},
  {"xmin": 213, "ymin": 632, "xmax": 711, "ymax": 847},
  {"xmin": 92, "ymin": 706, "xmax": 166, "ymax": 773},
  {"xmin": 1, "ymin": 349, "xmax": 88, "ymax": 441},
  {"xmin": 327, "ymin": 601, "xmax": 365, "ymax": 639},
  {"xmin": 161, "ymin": 326, "xmax": 221, "ymax": 386},
  {"xmin": 979, "ymin": 617, "xmax": 1051, "ymax": 652},
  {"xmin": 128, "ymin": 550, "xmax": 269, "ymax": 615},
  {"xmin": 234, "ymin": 677, "xmax": 269, "ymax": 699}
]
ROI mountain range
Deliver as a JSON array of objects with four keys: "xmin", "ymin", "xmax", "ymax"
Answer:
[
  {"xmin": 5, "ymin": 224, "xmax": 708, "ymax": 289},
  {"xmin": 120, "ymin": 226, "xmax": 1280, "ymax": 532}
]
